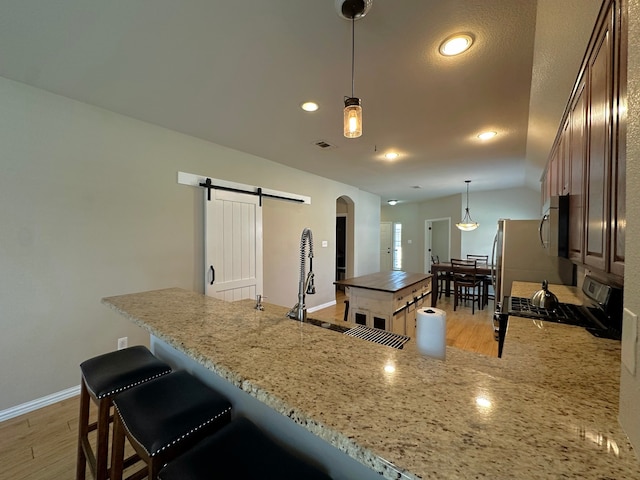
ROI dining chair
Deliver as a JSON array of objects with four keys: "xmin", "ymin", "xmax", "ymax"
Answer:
[
  {"xmin": 466, "ymin": 254, "xmax": 493, "ymax": 307},
  {"xmin": 466, "ymin": 254, "xmax": 489, "ymax": 265},
  {"xmin": 451, "ymin": 258, "xmax": 483, "ymax": 314},
  {"xmin": 431, "ymin": 255, "xmax": 451, "ymax": 299}
]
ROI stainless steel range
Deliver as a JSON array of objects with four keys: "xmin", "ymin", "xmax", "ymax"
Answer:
[{"xmin": 492, "ymin": 275, "xmax": 623, "ymax": 357}]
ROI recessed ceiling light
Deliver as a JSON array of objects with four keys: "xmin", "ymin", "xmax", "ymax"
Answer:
[
  {"xmin": 384, "ymin": 152, "xmax": 399, "ymax": 160},
  {"xmin": 439, "ymin": 34, "xmax": 474, "ymax": 56},
  {"xmin": 477, "ymin": 131, "xmax": 497, "ymax": 140},
  {"xmin": 301, "ymin": 102, "xmax": 319, "ymax": 112},
  {"xmin": 387, "ymin": 200, "xmax": 398, "ymax": 206}
]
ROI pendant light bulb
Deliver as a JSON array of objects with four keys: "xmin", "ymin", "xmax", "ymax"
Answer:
[
  {"xmin": 456, "ymin": 180, "xmax": 479, "ymax": 231},
  {"xmin": 344, "ymin": 97, "xmax": 362, "ymax": 138}
]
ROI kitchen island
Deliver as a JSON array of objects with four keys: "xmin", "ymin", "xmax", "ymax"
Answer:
[
  {"xmin": 333, "ymin": 271, "xmax": 431, "ymax": 337},
  {"xmin": 102, "ymin": 287, "xmax": 639, "ymax": 479}
]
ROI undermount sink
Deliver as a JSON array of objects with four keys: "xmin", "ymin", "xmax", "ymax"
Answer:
[
  {"xmin": 292, "ymin": 317, "xmax": 410, "ymax": 349},
  {"xmin": 298, "ymin": 316, "xmax": 352, "ymax": 333}
]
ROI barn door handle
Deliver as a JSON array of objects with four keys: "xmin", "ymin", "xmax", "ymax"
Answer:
[{"xmin": 209, "ymin": 265, "xmax": 215, "ymax": 285}]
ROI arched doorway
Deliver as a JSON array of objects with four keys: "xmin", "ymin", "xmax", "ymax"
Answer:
[{"xmin": 336, "ymin": 196, "xmax": 355, "ymax": 288}]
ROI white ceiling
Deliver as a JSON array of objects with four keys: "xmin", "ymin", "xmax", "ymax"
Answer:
[{"xmin": 0, "ymin": 0, "xmax": 602, "ymax": 204}]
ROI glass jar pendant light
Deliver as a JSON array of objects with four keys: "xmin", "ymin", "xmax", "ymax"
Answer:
[
  {"xmin": 344, "ymin": 97, "xmax": 362, "ymax": 138},
  {"xmin": 343, "ymin": 7, "xmax": 363, "ymax": 138},
  {"xmin": 456, "ymin": 180, "xmax": 479, "ymax": 231}
]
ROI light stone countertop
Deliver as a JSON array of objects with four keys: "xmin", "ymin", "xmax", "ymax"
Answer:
[{"xmin": 102, "ymin": 286, "xmax": 639, "ymax": 479}]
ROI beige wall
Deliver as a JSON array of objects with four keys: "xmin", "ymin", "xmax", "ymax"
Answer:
[
  {"xmin": 619, "ymin": 0, "xmax": 640, "ymax": 456},
  {"xmin": 0, "ymin": 77, "xmax": 380, "ymax": 411},
  {"xmin": 381, "ymin": 187, "xmax": 541, "ymax": 273}
]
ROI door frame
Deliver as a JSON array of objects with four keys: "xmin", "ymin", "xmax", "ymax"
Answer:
[
  {"xmin": 380, "ymin": 221, "xmax": 393, "ymax": 271},
  {"xmin": 424, "ymin": 218, "xmax": 451, "ymax": 273}
]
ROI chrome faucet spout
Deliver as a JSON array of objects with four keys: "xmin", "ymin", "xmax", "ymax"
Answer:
[
  {"xmin": 287, "ymin": 228, "xmax": 315, "ymax": 322},
  {"xmin": 305, "ymin": 271, "xmax": 316, "ymax": 295}
]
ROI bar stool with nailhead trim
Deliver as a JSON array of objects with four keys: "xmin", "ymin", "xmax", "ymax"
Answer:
[
  {"xmin": 157, "ymin": 417, "xmax": 333, "ymax": 480},
  {"xmin": 76, "ymin": 345, "xmax": 172, "ymax": 480},
  {"xmin": 110, "ymin": 370, "xmax": 232, "ymax": 480}
]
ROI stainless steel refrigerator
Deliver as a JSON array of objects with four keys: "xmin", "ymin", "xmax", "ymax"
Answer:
[{"xmin": 491, "ymin": 219, "xmax": 574, "ymax": 303}]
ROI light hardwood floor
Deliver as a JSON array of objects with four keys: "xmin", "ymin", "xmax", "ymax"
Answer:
[
  {"xmin": 312, "ymin": 289, "xmax": 498, "ymax": 357},
  {"xmin": 0, "ymin": 290, "xmax": 496, "ymax": 480},
  {"xmin": 0, "ymin": 395, "xmax": 84, "ymax": 480}
]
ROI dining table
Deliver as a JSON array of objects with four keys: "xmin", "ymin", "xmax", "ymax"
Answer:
[{"xmin": 430, "ymin": 262, "xmax": 493, "ymax": 307}]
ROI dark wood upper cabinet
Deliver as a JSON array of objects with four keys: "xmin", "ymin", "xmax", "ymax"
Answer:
[
  {"xmin": 610, "ymin": 0, "xmax": 627, "ymax": 278},
  {"xmin": 542, "ymin": 0, "xmax": 626, "ymax": 282},
  {"xmin": 561, "ymin": 120, "xmax": 571, "ymax": 196},
  {"xmin": 550, "ymin": 146, "xmax": 560, "ymax": 197},
  {"xmin": 583, "ymin": 3, "xmax": 613, "ymax": 272},
  {"xmin": 568, "ymin": 76, "xmax": 587, "ymax": 262}
]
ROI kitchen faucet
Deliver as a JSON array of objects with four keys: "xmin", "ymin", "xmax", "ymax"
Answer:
[
  {"xmin": 255, "ymin": 294, "xmax": 266, "ymax": 311},
  {"xmin": 287, "ymin": 228, "xmax": 315, "ymax": 322}
]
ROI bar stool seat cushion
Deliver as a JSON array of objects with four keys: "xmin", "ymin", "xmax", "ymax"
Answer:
[
  {"xmin": 158, "ymin": 417, "xmax": 332, "ymax": 480},
  {"xmin": 113, "ymin": 370, "xmax": 232, "ymax": 458},
  {"xmin": 80, "ymin": 345, "xmax": 172, "ymax": 399}
]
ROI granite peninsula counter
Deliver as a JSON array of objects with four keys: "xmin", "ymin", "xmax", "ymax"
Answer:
[{"xmin": 102, "ymin": 287, "xmax": 639, "ymax": 479}]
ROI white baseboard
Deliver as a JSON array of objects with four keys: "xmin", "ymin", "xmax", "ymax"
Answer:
[
  {"xmin": 0, "ymin": 385, "xmax": 80, "ymax": 422},
  {"xmin": 308, "ymin": 299, "xmax": 337, "ymax": 313}
]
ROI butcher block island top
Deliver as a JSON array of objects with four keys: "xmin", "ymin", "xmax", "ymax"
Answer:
[
  {"xmin": 102, "ymin": 287, "xmax": 639, "ymax": 479},
  {"xmin": 334, "ymin": 270, "xmax": 430, "ymax": 292}
]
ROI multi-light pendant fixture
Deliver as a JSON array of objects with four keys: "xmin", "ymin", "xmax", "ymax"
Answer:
[
  {"xmin": 337, "ymin": 0, "xmax": 372, "ymax": 138},
  {"xmin": 456, "ymin": 180, "xmax": 479, "ymax": 231}
]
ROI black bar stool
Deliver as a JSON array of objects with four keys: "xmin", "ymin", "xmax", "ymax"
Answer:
[
  {"xmin": 158, "ymin": 417, "xmax": 332, "ymax": 480},
  {"xmin": 110, "ymin": 370, "xmax": 232, "ymax": 480},
  {"xmin": 76, "ymin": 345, "xmax": 172, "ymax": 480}
]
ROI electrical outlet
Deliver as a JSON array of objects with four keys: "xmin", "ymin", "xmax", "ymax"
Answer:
[{"xmin": 117, "ymin": 337, "xmax": 128, "ymax": 350}]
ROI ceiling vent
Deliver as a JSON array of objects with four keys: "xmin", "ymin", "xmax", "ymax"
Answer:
[{"xmin": 314, "ymin": 140, "xmax": 336, "ymax": 150}]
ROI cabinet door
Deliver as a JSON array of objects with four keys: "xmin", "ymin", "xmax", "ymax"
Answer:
[
  {"xmin": 541, "ymin": 168, "xmax": 551, "ymax": 213},
  {"xmin": 405, "ymin": 309, "xmax": 416, "ymax": 338},
  {"xmin": 609, "ymin": 0, "xmax": 626, "ymax": 278},
  {"xmin": 610, "ymin": 133, "xmax": 626, "ymax": 277},
  {"xmin": 549, "ymin": 146, "xmax": 560, "ymax": 197},
  {"xmin": 391, "ymin": 312, "xmax": 406, "ymax": 336},
  {"xmin": 561, "ymin": 120, "xmax": 571, "ymax": 195},
  {"xmin": 584, "ymin": 5, "xmax": 613, "ymax": 272},
  {"xmin": 568, "ymin": 76, "xmax": 587, "ymax": 262}
]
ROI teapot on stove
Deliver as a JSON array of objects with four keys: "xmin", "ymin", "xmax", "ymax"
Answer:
[{"xmin": 530, "ymin": 280, "xmax": 559, "ymax": 310}]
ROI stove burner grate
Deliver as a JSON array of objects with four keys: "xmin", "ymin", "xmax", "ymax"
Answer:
[{"xmin": 507, "ymin": 297, "xmax": 593, "ymax": 328}]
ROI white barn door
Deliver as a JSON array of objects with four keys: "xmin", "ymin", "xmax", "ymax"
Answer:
[{"xmin": 204, "ymin": 189, "xmax": 263, "ymax": 301}]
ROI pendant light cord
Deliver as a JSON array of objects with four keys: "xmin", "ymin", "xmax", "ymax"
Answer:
[
  {"xmin": 466, "ymin": 182, "xmax": 470, "ymax": 210},
  {"xmin": 351, "ymin": 16, "xmax": 355, "ymax": 98}
]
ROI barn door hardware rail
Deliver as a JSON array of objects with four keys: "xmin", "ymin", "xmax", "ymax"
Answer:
[
  {"xmin": 198, "ymin": 177, "xmax": 304, "ymax": 206},
  {"xmin": 178, "ymin": 172, "xmax": 311, "ymax": 205}
]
